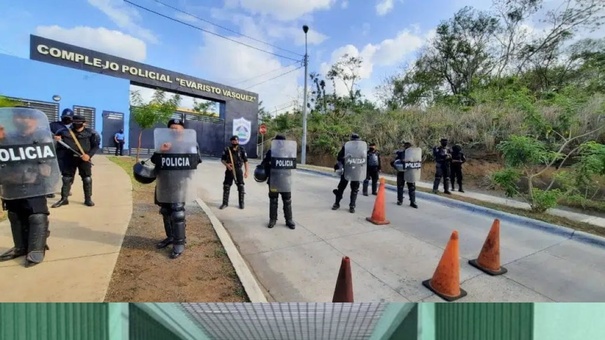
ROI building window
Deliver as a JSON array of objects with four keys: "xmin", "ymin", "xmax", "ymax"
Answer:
[
  {"xmin": 4, "ymin": 96, "xmax": 59, "ymax": 122},
  {"xmin": 73, "ymin": 105, "xmax": 96, "ymax": 129}
]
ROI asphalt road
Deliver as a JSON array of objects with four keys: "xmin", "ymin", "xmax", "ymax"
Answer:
[{"xmin": 195, "ymin": 159, "xmax": 605, "ymax": 302}]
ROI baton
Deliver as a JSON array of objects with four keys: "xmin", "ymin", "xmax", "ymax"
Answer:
[{"xmin": 57, "ymin": 140, "xmax": 94, "ymax": 166}]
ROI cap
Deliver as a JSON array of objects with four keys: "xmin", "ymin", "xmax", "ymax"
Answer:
[
  {"xmin": 230, "ymin": 135, "xmax": 239, "ymax": 141},
  {"xmin": 350, "ymin": 133, "xmax": 360, "ymax": 140},
  {"xmin": 274, "ymin": 134, "xmax": 286, "ymax": 140},
  {"xmin": 72, "ymin": 115, "xmax": 86, "ymax": 122},
  {"xmin": 167, "ymin": 118, "xmax": 184, "ymax": 128},
  {"xmin": 440, "ymin": 138, "xmax": 448, "ymax": 142}
]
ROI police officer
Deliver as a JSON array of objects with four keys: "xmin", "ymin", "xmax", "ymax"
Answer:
[
  {"xmin": 450, "ymin": 144, "xmax": 466, "ymax": 192},
  {"xmin": 0, "ymin": 107, "xmax": 60, "ymax": 267},
  {"xmin": 260, "ymin": 135, "xmax": 296, "ymax": 229},
  {"xmin": 432, "ymin": 138, "xmax": 452, "ymax": 194},
  {"xmin": 332, "ymin": 133, "xmax": 365, "ymax": 213},
  {"xmin": 363, "ymin": 142, "xmax": 381, "ymax": 196},
  {"xmin": 114, "ymin": 129, "xmax": 125, "ymax": 156},
  {"xmin": 48, "ymin": 108, "xmax": 74, "ymax": 198},
  {"xmin": 219, "ymin": 136, "xmax": 249, "ymax": 210},
  {"xmin": 151, "ymin": 118, "xmax": 202, "ymax": 259},
  {"xmin": 51, "ymin": 115, "xmax": 101, "ymax": 208},
  {"xmin": 391, "ymin": 141, "xmax": 419, "ymax": 208}
]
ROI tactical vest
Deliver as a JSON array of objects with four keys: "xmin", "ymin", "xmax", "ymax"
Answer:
[{"xmin": 368, "ymin": 152, "xmax": 379, "ymax": 167}]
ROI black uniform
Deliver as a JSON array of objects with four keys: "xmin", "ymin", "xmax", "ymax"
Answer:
[
  {"xmin": 261, "ymin": 139, "xmax": 295, "ymax": 229},
  {"xmin": 0, "ymin": 115, "xmax": 54, "ymax": 267},
  {"xmin": 332, "ymin": 135, "xmax": 362, "ymax": 213},
  {"xmin": 450, "ymin": 144, "xmax": 466, "ymax": 192},
  {"xmin": 391, "ymin": 145, "xmax": 418, "ymax": 208},
  {"xmin": 220, "ymin": 136, "xmax": 249, "ymax": 210},
  {"xmin": 48, "ymin": 110, "xmax": 74, "ymax": 198},
  {"xmin": 432, "ymin": 138, "xmax": 452, "ymax": 194},
  {"xmin": 51, "ymin": 115, "xmax": 101, "ymax": 208},
  {"xmin": 151, "ymin": 123, "xmax": 202, "ymax": 259},
  {"xmin": 363, "ymin": 145, "xmax": 381, "ymax": 196}
]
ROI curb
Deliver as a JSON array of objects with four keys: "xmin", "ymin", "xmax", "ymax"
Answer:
[
  {"xmin": 297, "ymin": 168, "xmax": 605, "ymax": 248},
  {"xmin": 194, "ymin": 198, "xmax": 268, "ymax": 303}
]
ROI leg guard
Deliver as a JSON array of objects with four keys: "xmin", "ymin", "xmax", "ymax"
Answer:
[
  {"xmin": 156, "ymin": 205, "xmax": 173, "ymax": 249},
  {"xmin": 362, "ymin": 179, "xmax": 369, "ymax": 196},
  {"xmin": 220, "ymin": 185, "xmax": 230, "ymax": 209},
  {"xmin": 268, "ymin": 192, "xmax": 279, "ymax": 228},
  {"xmin": 170, "ymin": 203, "xmax": 186, "ymax": 259},
  {"xmin": 349, "ymin": 182, "xmax": 360, "ymax": 213},
  {"xmin": 282, "ymin": 192, "xmax": 295, "ymax": 229},
  {"xmin": 52, "ymin": 176, "xmax": 73, "ymax": 208},
  {"xmin": 0, "ymin": 212, "xmax": 27, "ymax": 261},
  {"xmin": 82, "ymin": 176, "xmax": 95, "ymax": 206},
  {"xmin": 237, "ymin": 185, "xmax": 245, "ymax": 209},
  {"xmin": 408, "ymin": 182, "xmax": 418, "ymax": 208},
  {"xmin": 332, "ymin": 176, "xmax": 347, "ymax": 210},
  {"xmin": 26, "ymin": 213, "xmax": 50, "ymax": 266},
  {"xmin": 396, "ymin": 173, "xmax": 405, "ymax": 205},
  {"xmin": 443, "ymin": 178, "xmax": 451, "ymax": 194}
]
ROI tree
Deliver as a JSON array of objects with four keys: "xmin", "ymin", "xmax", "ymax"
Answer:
[
  {"xmin": 192, "ymin": 99, "xmax": 217, "ymax": 117},
  {"xmin": 130, "ymin": 89, "xmax": 181, "ymax": 161},
  {"xmin": 0, "ymin": 95, "xmax": 21, "ymax": 108}
]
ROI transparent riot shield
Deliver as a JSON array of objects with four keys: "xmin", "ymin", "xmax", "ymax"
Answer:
[
  {"xmin": 404, "ymin": 147, "xmax": 422, "ymax": 182},
  {"xmin": 0, "ymin": 107, "xmax": 60, "ymax": 200},
  {"xmin": 269, "ymin": 140, "xmax": 297, "ymax": 192},
  {"xmin": 153, "ymin": 128, "xmax": 199, "ymax": 203},
  {"xmin": 343, "ymin": 140, "xmax": 367, "ymax": 181}
]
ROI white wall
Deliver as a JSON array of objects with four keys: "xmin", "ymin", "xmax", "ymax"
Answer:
[{"xmin": 533, "ymin": 303, "xmax": 605, "ymax": 340}]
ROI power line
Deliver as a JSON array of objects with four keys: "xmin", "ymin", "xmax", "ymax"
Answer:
[
  {"xmin": 233, "ymin": 61, "xmax": 301, "ymax": 86},
  {"xmin": 151, "ymin": 0, "xmax": 303, "ymax": 57},
  {"xmin": 123, "ymin": 0, "xmax": 301, "ymax": 62},
  {"xmin": 245, "ymin": 66, "xmax": 303, "ymax": 90}
]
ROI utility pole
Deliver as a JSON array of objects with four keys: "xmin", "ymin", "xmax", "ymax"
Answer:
[{"xmin": 301, "ymin": 24, "xmax": 309, "ymax": 165}]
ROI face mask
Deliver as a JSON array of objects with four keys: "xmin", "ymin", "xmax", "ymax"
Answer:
[
  {"xmin": 72, "ymin": 122, "xmax": 84, "ymax": 129},
  {"xmin": 62, "ymin": 117, "xmax": 73, "ymax": 124},
  {"xmin": 440, "ymin": 141, "xmax": 447, "ymax": 147}
]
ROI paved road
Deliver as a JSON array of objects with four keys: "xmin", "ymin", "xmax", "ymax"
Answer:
[{"xmin": 196, "ymin": 159, "xmax": 605, "ymax": 302}]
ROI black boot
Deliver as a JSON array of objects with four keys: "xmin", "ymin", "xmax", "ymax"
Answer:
[
  {"xmin": 362, "ymin": 180, "xmax": 369, "ymax": 196},
  {"xmin": 268, "ymin": 195, "xmax": 278, "ymax": 228},
  {"xmin": 156, "ymin": 210, "xmax": 173, "ymax": 249},
  {"xmin": 0, "ymin": 212, "xmax": 27, "ymax": 261},
  {"xmin": 238, "ymin": 185, "xmax": 245, "ymax": 209},
  {"xmin": 458, "ymin": 183, "xmax": 464, "ymax": 193},
  {"xmin": 282, "ymin": 193, "xmax": 295, "ymax": 229},
  {"xmin": 397, "ymin": 186, "xmax": 404, "ymax": 205},
  {"xmin": 349, "ymin": 190, "xmax": 358, "ymax": 213},
  {"xmin": 82, "ymin": 176, "xmax": 95, "ymax": 206},
  {"xmin": 51, "ymin": 176, "xmax": 73, "ymax": 208},
  {"xmin": 408, "ymin": 183, "xmax": 418, "ymax": 209},
  {"xmin": 219, "ymin": 185, "xmax": 230, "ymax": 209},
  {"xmin": 170, "ymin": 206, "xmax": 186, "ymax": 259},
  {"xmin": 25, "ymin": 214, "xmax": 50, "ymax": 267},
  {"xmin": 332, "ymin": 189, "xmax": 341, "ymax": 210},
  {"xmin": 371, "ymin": 180, "xmax": 378, "ymax": 195},
  {"xmin": 444, "ymin": 179, "xmax": 452, "ymax": 194}
]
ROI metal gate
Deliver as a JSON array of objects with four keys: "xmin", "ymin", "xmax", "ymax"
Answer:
[
  {"xmin": 183, "ymin": 113, "xmax": 225, "ymax": 157},
  {"xmin": 128, "ymin": 111, "xmax": 182, "ymax": 156},
  {"xmin": 101, "ymin": 111, "xmax": 125, "ymax": 154},
  {"xmin": 129, "ymin": 304, "xmax": 183, "ymax": 340},
  {"xmin": 73, "ymin": 105, "xmax": 96, "ymax": 130},
  {"xmin": 4, "ymin": 96, "xmax": 59, "ymax": 122}
]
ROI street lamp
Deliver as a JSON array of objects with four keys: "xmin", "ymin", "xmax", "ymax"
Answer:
[{"xmin": 301, "ymin": 24, "xmax": 309, "ymax": 165}]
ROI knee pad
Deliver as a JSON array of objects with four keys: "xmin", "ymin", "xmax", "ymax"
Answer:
[
  {"xmin": 171, "ymin": 209, "xmax": 186, "ymax": 224},
  {"xmin": 237, "ymin": 185, "xmax": 245, "ymax": 193},
  {"xmin": 82, "ymin": 177, "xmax": 92, "ymax": 184}
]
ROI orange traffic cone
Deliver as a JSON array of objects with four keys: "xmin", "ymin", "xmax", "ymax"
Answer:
[
  {"xmin": 469, "ymin": 219, "xmax": 507, "ymax": 276},
  {"xmin": 366, "ymin": 177, "xmax": 390, "ymax": 225},
  {"xmin": 332, "ymin": 256, "xmax": 354, "ymax": 302},
  {"xmin": 422, "ymin": 230, "xmax": 467, "ymax": 301}
]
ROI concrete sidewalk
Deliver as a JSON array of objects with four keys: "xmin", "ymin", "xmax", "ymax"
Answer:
[
  {"xmin": 297, "ymin": 164, "xmax": 605, "ymax": 228},
  {"xmin": 0, "ymin": 155, "xmax": 132, "ymax": 302},
  {"xmin": 196, "ymin": 159, "xmax": 605, "ymax": 303}
]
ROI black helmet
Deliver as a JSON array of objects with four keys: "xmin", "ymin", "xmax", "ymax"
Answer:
[
  {"xmin": 254, "ymin": 164, "xmax": 267, "ymax": 182},
  {"xmin": 72, "ymin": 115, "xmax": 86, "ymax": 123},
  {"xmin": 274, "ymin": 134, "xmax": 286, "ymax": 140},
  {"xmin": 350, "ymin": 133, "xmax": 360, "ymax": 140},
  {"xmin": 168, "ymin": 118, "xmax": 184, "ymax": 128},
  {"xmin": 230, "ymin": 135, "xmax": 239, "ymax": 141},
  {"xmin": 61, "ymin": 108, "xmax": 74, "ymax": 118},
  {"xmin": 132, "ymin": 160, "xmax": 156, "ymax": 184}
]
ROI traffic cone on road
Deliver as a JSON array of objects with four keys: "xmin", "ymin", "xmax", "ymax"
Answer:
[
  {"xmin": 366, "ymin": 178, "xmax": 390, "ymax": 225},
  {"xmin": 469, "ymin": 219, "xmax": 508, "ymax": 276},
  {"xmin": 422, "ymin": 230, "xmax": 468, "ymax": 301},
  {"xmin": 332, "ymin": 256, "xmax": 354, "ymax": 302}
]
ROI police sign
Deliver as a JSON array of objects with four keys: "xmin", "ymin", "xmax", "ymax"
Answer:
[
  {"xmin": 158, "ymin": 153, "xmax": 199, "ymax": 171},
  {"xmin": 0, "ymin": 143, "xmax": 56, "ymax": 163}
]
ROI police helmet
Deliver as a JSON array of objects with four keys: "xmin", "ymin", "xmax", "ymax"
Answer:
[
  {"xmin": 61, "ymin": 108, "xmax": 74, "ymax": 118},
  {"xmin": 254, "ymin": 164, "xmax": 267, "ymax": 182},
  {"xmin": 393, "ymin": 159, "xmax": 404, "ymax": 172},
  {"xmin": 440, "ymin": 138, "xmax": 448, "ymax": 143},
  {"xmin": 168, "ymin": 118, "xmax": 184, "ymax": 128},
  {"xmin": 230, "ymin": 135, "xmax": 239, "ymax": 141},
  {"xmin": 350, "ymin": 133, "xmax": 360, "ymax": 140},
  {"xmin": 274, "ymin": 134, "xmax": 286, "ymax": 140},
  {"xmin": 132, "ymin": 160, "xmax": 156, "ymax": 184}
]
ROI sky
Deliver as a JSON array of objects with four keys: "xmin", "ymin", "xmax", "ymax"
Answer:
[{"xmin": 0, "ymin": 0, "xmax": 601, "ymax": 116}]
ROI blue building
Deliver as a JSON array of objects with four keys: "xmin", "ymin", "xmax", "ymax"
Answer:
[{"xmin": 0, "ymin": 35, "xmax": 260, "ymax": 158}]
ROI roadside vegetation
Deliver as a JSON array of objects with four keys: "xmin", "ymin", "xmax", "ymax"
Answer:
[{"xmin": 259, "ymin": 0, "xmax": 605, "ymax": 216}]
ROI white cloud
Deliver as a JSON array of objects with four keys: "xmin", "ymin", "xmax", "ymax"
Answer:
[
  {"xmin": 226, "ymin": 0, "xmax": 337, "ymax": 21},
  {"xmin": 87, "ymin": 0, "xmax": 159, "ymax": 43},
  {"xmin": 35, "ymin": 25, "xmax": 148, "ymax": 62},
  {"xmin": 319, "ymin": 28, "xmax": 428, "ymax": 97},
  {"xmin": 376, "ymin": 0, "xmax": 395, "ymax": 16}
]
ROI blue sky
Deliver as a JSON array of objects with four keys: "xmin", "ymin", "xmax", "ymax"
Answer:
[{"xmin": 0, "ymin": 0, "xmax": 500, "ymax": 113}]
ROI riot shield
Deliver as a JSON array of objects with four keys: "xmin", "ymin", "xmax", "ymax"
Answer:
[
  {"xmin": 153, "ymin": 128, "xmax": 199, "ymax": 203},
  {"xmin": 269, "ymin": 140, "xmax": 297, "ymax": 192},
  {"xmin": 0, "ymin": 107, "xmax": 61, "ymax": 200},
  {"xmin": 343, "ymin": 140, "xmax": 367, "ymax": 181},
  {"xmin": 404, "ymin": 147, "xmax": 422, "ymax": 182}
]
